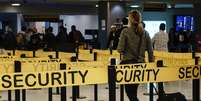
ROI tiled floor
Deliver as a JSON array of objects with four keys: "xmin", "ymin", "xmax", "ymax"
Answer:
[{"xmin": 0, "ymin": 80, "xmax": 199, "ymax": 101}]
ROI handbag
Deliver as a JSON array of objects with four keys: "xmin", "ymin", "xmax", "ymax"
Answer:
[
  {"xmin": 157, "ymin": 92, "xmax": 187, "ymax": 101},
  {"xmin": 153, "ymin": 82, "xmax": 187, "ymax": 101}
]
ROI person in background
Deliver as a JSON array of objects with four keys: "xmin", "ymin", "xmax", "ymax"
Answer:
[
  {"xmin": 168, "ymin": 27, "xmax": 177, "ymax": 52},
  {"xmin": 29, "ymin": 28, "xmax": 42, "ymax": 50},
  {"xmin": 176, "ymin": 29, "xmax": 190, "ymax": 52},
  {"xmin": 152, "ymin": 23, "xmax": 169, "ymax": 98},
  {"xmin": 117, "ymin": 10, "xmax": 154, "ymax": 101},
  {"xmin": 4, "ymin": 26, "xmax": 16, "ymax": 50},
  {"xmin": 56, "ymin": 26, "xmax": 69, "ymax": 43},
  {"xmin": 152, "ymin": 23, "xmax": 169, "ymax": 51},
  {"xmin": 107, "ymin": 25, "xmax": 117, "ymax": 49},
  {"xmin": 115, "ymin": 17, "xmax": 128, "ymax": 49},
  {"xmin": 69, "ymin": 25, "xmax": 85, "ymax": 44},
  {"xmin": 16, "ymin": 26, "xmax": 27, "ymax": 50},
  {"xmin": 44, "ymin": 27, "xmax": 57, "ymax": 51}
]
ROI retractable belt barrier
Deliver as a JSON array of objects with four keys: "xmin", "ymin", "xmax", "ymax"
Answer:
[
  {"xmin": 0, "ymin": 61, "xmax": 200, "ymax": 90},
  {"xmin": 0, "ymin": 50, "xmax": 200, "ymax": 91}
]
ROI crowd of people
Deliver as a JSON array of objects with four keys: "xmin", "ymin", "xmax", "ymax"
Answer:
[
  {"xmin": 107, "ymin": 19, "xmax": 193, "ymax": 53},
  {"xmin": 0, "ymin": 25, "xmax": 85, "ymax": 52}
]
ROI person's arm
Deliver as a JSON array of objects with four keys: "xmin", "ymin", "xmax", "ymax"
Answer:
[
  {"xmin": 146, "ymin": 31, "xmax": 154, "ymax": 62},
  {"xmin": 117, "ymin": 29, "xmax": 127, "ymax": 54},
  {"xmin": 152, "ymin": 33, "xmax": 157, "ymax": 50}
]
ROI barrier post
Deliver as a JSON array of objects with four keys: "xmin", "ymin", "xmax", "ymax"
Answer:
[
  {"xmin": 8, "ymin": 51, "xmax": 13, "ymax": 101},
  {"xmin": 56, "ymin": 51, "xmax": 60, "ymax": 94},
  {"xmin": 8, "ymin": 90, "xmax": 11, "ymax": 101},
  {"xmin": 120, "ymin": 53, "xmax": 124, "ymax": 101},
  {"xmin": 14, "ymin": 61, "xmax": 22, "ymax": 101},
  {"xmin": 12, "ymin": 49, "xmax": 15, "ymax": 56},
  {"xmin": 108, "ymin": 58, "xmax": 116, "ymax": 101},
  {"xmin": 110, "ymin": 48, "xmax": 113, "ymax": 55},
  {"xmin": 149, "ymin": 83, "xmax": 154, "ymax": 101},
  {"xmin": 33, "ymin": 50, "xmax": 36, "ymax": 57},
  {"xmin": 90, "ymin": 48, "xmax": 93, "ymax": 54},
  {"xmin": 71, "ymin": 56, "xmax": 78, "ymax": 101},
  {"xmin": 60, "ymin": 63, "xmax": 67, "ymax": 101},
  {"xmin": 48, "ymin": 55, "xmax": 53, "ymax": 101},
  {"xmin": 193, "ymin": 57, "xmax": 200, "ymax": 101},
  {"xmin": 49, "ymin": 88, "xmax": 52, "ymax": 101},
  {"xmin": 20, "ymin": 54, "xmax": 27, "ymax": 101},
  {"xmin": 157, "ymin": 60, "xmax": 164, "ymax": 99},
  {"xmin": 93, "ymin": 52, "xmax": 98, "ymax": 101}
]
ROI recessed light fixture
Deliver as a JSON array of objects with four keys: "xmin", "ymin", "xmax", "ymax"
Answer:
[
  {"xmin": 130, "ymin": 5, "xmax": 140, "ymax": 8},
  {"xmin": 167, "ymin": 4, "xmax": 172, "ymax": 8},
  {"xmin": 96, "ymin": 4, "xmax": 99, "ymax": 8},
  {"xmin": 11, "ymin": 3, "xmax": 21, "ymax": 7}
]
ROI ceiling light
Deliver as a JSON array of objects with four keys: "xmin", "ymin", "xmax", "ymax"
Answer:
[
  {"xmin": 11, "ymin": 3, "xmax": 21, "ymax": 7},
  {"xmin": 167, "ymin": 4, "xmax": 171, "ymax": 8},
  {"xmin": 130, "ymin": 5, "xmax": 140, "ymax": 8},
  {"xmin": 96, "ymin": 4, "xmax": 99, "ymax": 8},
  {"xmin": 175, "ymin": 4, "xmax": 193, "ymax": 8}
]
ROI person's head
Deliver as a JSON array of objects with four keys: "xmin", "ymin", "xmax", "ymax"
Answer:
[
  {"xmin": 122, "ymin": 17, "xmax": 128, "ymax": 25},
  {"xmin": 110, "ymin": 25, "xmax": 116, "ymax": 32},
  {"xmin": 159, "ymin": 23, "xmax": 166, "ymax": 31},
  {"xmin": 128, "ymin": 10, "xmax": 143, "ymax": 33},
  {"xmin": 71, "ymin": 25, "xmax": 76, "ymax": 31},
  {"xmin": 48, "ymin": 27, "xmax": 53, "ymax": 33}
]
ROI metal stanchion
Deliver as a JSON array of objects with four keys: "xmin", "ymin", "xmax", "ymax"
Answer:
[
  {"xmin": 8, "ymin": 90, "xmax": 11, "ymax": 101},
  {"xmin": 149, "ymin": 83, "xmax": 154, "ymax": 101},
  {"xmin": 193, "ymin": 57, "xmax": 200, "ymax": 101},
  {"xmin": 12, "ymin": 49, "xmax": 15, "ymax": 56},
  {"xmin": 8, "ymin": 50, "xmax": 13, "ymax": 101},
  {"xmin": 55, "ymin": 51, "xmax": 60, "ymax": 94},
  {"xmin": 14, "ymin": 61, "xmax": 22, "ymax": 101},
  {"xmin": 119, "ymin": 53, "xmax": 124, "ymax": 101},
  {"xmin": 48, "ymin": 55, "xmax": 53, "ymax": 101},
  {"xmin": 71, "ymin": 43, "xmax": 86, "ymax": 100},
  {"xmin": 60, "ymin": 63, "xmax": 67, "ymax": 101},
  {"xmin": 49, "ymin": 88, "xmax": 52, "ymax": 101},
  {"xmin": 93, "ymin": 52, "xmax": 98, "ymax": 101},
  {"xmin": 108, "ymin": 58, "xmax": 116, "ymax": 101},
  {"xmin": 120, "ymin": 85, "xmax": 124, "ymax": 101},
  {"xmin": 157, "ymin": 60, "xmax": 164, "ymax": 99},
  {"xmin": 33, "ymin": 50, "xmax": 36, "ymax": 57}
]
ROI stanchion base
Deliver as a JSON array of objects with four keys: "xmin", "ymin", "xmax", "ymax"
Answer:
[{"xmin": 70, "ymin": 96, "xmax": 87, "ymax": 99}]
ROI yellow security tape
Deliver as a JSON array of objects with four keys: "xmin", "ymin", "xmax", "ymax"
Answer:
[
  {"xmin": 116, "ymin": 64, "xmax": 200, "ymax": 84},
  {"xmin": 0, "ymin": 63, "xmax": 200, "ymax": 90},
  {"xmin": 0, "ymin": 67, "xmax": 108, "ymax": 90},
  {"xmin": 0, "ymin": 60, "xmax": 108, "ymax": 74}
]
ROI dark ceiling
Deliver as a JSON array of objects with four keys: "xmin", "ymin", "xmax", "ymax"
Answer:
[{"xmin": 1, "ymin": 0, "xmax": 194, "ymax": 4}]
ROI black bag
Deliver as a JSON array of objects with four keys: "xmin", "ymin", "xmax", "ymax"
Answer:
[{"xmin": 157, "ymin": 92, "xmax": 187, "ymax": 101}]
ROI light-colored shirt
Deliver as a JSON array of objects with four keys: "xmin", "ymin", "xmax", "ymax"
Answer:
[{"xmin": 152, "ymin": 30, "xmax": 169, "ymax": 51}]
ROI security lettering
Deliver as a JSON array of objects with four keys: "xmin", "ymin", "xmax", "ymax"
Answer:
[
  {"xmin": 178, "ymin": 65, "xmax": 201, "ymax": 79},
  {"xmin": 116, "ymin": 69, "xmax": 159, "ymax": 83},
  {"xmin": 1, "ymin": 70, "xmax": 88, "ymax": 89}
]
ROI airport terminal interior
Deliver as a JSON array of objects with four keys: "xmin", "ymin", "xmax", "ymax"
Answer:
[{"xmin": 0, "ymin": 0, "xmax": 200, "ymax": 101}]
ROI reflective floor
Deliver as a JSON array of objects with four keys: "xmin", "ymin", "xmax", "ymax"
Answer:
[{"xmin": 0, "ymin": 80, "xmax": 198, "ymax": 101}]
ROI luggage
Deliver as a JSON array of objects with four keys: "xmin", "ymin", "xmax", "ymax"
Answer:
[
  {"xmin": 153, "ymin": 82, "xmax": 187, "ymax": 101},
  {"xmin": 157, "ymin": 92, "xmax": 187, "ymax": 101}
]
